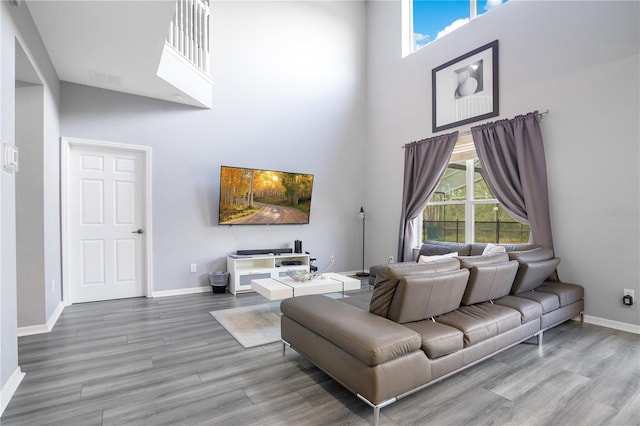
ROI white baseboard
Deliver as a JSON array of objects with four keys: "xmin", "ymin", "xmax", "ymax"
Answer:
[
  {"xmin": 1, "ymin": 367, "xmax": 25, "ymax": 416},
  {"xmin": 583, "ymin": 314, "xmax": 640, "ymax": 334},
  {"xmin": 16, "ymin": 324, "xmax": 49, "ymax": 337},
  {"xmin": 47, "ymin": 301, "xmax": 65, "ymax": 331},
  {"xmin": 17, "ymin": 301, "xmax": 66, "ymax": 337},
  {"xmin": 152, "ymin": 285, "xmax": 213, "ymax": 298}
]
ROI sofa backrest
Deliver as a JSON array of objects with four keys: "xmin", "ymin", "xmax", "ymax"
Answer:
[
  {"xmin": 455, "ymin": 252, "xmax": 518, "ymax": 304},
  {"xmin": 369, "ymin": 258, "xmax": 460, "ymax": 318},
  {"xmin": 386, "ymin": 269, "xmax": 470, "ymax": 323},
  {"xmin": 419, "ymin": 241, "xmax": 472, "ymax": 257},
  {"xmin": 462, "ymin": 260, "xmax": 519, "ymax": 305},
  {"xmin": 508, "ymin": 246, "xmax": 554, "ymax": 262},
  {"xmin": 468, "ymin": 242, "xmax": 538, "ymax": 256},
  {"xmin": 457, "ymin": 252, "xmax": 509, "ymax": 267},
  {"xmin": 420, "ymin": 240, "xmax": 538, "ymax": 257},
  {"xmin": 508, "ymin": 247, "xmax": 560, "ymax": 293}
]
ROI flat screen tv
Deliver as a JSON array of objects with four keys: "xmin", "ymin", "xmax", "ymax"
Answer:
[{"xmin": 218, "ymin": 165, "xmax": 314, "ymax": 225}]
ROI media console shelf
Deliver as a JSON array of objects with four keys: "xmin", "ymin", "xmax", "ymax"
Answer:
[{"xmin": 227, "ymin": 253, "xmax": 310, "ymax": 295}]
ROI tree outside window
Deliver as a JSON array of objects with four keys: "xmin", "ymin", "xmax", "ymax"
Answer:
[{"xmin": 421, "ymin": 159, "xmax": 530, "ymax": 244}]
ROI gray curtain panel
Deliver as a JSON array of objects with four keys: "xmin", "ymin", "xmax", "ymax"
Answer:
[
  {"xmin": 471, "ymin": 111, "xmax": 555, "ymax": 250},
  {"xmin": 397, "ymin": 132, "xmax": 458, "ymax": 261}
]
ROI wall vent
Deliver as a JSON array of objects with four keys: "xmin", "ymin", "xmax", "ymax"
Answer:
[{"xmin": 88, "ymin": 70, "xmax": 123, "ymax": 88}]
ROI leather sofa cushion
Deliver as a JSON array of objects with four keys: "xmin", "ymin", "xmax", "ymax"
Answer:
[
  {"xmin": 494, "ymin": 295, "xmax": 543, "ymax": 324},
  {"xmin": 373, "ymin": 258, "xmax": 460, "ymax": 281},
  {"xmin": 387, "ymin": 269, "xmax": 470, "ymax": 323},
  {"xmin": 470, "ymin": 243, "xmax": 538, "ymax": 256},
  {"xmin": 281, "ymin": 295, "xmax": 421, "ymax": 366},
  {"xmin": 420, "ymin": 241, "xmax": 472, "ymax": 256},
  {"xmin": 462, "ymin": 261, "xmax": 519, "ymax": 305},
  {"xmin": 536, "ymin": 282, "xmax": 584, "ymax": 307},
  {"xmin": 508, "ymin": 246, "xmax": 554, "ymax": 263},
  {"xmin": 510, "ymin": 257, "xmax": 561, "ymax": 294},
  {"xmin": 514, "ymin": 291, "xmax": 560, "ymax": 313},
  {"xmin": 403, "ymin": 320, "xmax": 463, "ymax": 359},
  {"xmin": 369, "ymin": 259, "xmax": 460, "ymax": 318},
  {"xmin": 437, "ymin": 303, "xmax": 521, "ymax": 347},
  {"xmin": 457, "ymin": 252, "xmax": 509, "ymax": 268},
  {"xmin": 369, "ymin": 261, "xmax": 414, "ymax": 280}
]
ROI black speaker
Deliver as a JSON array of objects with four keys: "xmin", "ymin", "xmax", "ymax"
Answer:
[
  {"xmin": 294, "ymin": 240, "xmax": 302, "ymax": 253},
  {"xmin": 237, "ymin": 248, "xmax": 293, "ymax": 256}
]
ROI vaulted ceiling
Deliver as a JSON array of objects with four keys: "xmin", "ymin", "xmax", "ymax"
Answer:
[{"xmin": 25, "ymin": 1, "xmax": 203, "ymax": 106}]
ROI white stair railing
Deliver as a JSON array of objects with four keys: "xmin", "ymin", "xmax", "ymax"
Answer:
[{"xmin": 167, "ymin": 0, "xmax": 210, "ymax": 74}]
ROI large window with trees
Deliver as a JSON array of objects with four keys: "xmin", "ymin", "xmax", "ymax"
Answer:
[{"xmin": 421, "ymin": 157, "xmax": 530, "ymax": 244}]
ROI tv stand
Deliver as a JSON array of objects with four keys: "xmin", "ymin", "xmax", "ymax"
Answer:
[{"xmin": 227, "ymin": 253, "xmax": 310, "ymax": 295}]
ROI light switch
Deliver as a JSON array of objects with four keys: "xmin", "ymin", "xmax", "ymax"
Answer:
[{"xmin": 3, "ymin": 143, "xmax": 19, "ymax": 173}]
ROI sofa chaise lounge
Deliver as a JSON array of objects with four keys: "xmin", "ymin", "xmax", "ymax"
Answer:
[{"xmin": 280, "ymin": 242, "xmax": 584, "ymax": 425}]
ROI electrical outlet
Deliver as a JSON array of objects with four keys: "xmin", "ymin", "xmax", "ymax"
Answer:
[
  {"xmin": 388, "ymin": 256, "xmax": 394, "ymax": 263},
  {"xmin": 330, "ymin": 255, "xmax": 334, "ymax": 263},
  {"xmin": 190, "ymin": 263, "xmax": 197, "ymax": 273},
  {"xmin": 623, "ymin": 289, "xmax": 635, "ymax": 306}
]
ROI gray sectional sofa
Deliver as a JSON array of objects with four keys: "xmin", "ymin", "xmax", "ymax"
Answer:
[
  {"xmin": 368, "ymin": 240, "xmax": 538, "ymax": 286},
  {"xmin": 280, "ymin": 241, "xmax": 584, "ymax": 425}
]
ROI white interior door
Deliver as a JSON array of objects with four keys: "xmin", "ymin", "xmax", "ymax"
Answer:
[{"xmin": 67, "ymin": 143, "xmax": 148, "ymax": 303}]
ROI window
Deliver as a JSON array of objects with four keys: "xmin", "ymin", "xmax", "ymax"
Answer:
[
  {"xmin": 420, "ymin": 151, "xmax": 530, "ymax": 245},
  {"xmin": 411, "ymin": 0, "xmax": 508, "ymax": 51}
]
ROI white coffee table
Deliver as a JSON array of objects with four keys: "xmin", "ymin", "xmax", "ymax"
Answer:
[{"xmin": 251, "ymin": 272, "xmax": 361, "ymax": 301}]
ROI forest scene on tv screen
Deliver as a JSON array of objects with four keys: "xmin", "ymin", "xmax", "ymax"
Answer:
[{"xmin": 219, "ymin": 166, "xmax": 314, "ymax": 225}]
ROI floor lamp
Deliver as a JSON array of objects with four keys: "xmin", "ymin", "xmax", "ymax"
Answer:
[{"xmin": 356, "ymin": 206, "xmax": 369, "ymax": 277}]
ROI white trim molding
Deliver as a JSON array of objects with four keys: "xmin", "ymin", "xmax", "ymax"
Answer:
[
  {"xmin": 584, "ymin": 314, "xmax": 640, "ymax": 335},
  {"xmin": 1, "ymin": 367, "xmax": 25, "ymax": 416},
  {"xmin": 16, "ymin": 324, "xmax": 48, "ymax": 337},
  {"xmin": 152, "ymin": 286, "xmax": 212, "ymax": 298},
  {"xmin": 17, "ymin": 301, "xmax": 65, "ymax": 337}
]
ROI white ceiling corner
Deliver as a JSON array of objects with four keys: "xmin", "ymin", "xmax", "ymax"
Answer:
[{"xmin": 26, "ymin": 0, "xmax": 208, "ymax": 107}]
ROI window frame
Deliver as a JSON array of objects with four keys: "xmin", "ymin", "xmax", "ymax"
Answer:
[
  {"xmin": 419, "ymin": 138, "xmax": 530, "ymax": 246},
  {"xmin": 419, "ymin": 158, "xmax": 498, "ymax": 243},
  {"xmin": 406, "ymin": 0, "xmax": 506, "ymax": 54}
]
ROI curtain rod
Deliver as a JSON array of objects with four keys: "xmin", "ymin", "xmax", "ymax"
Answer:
[{"xmin": 402, "ymin": 109, "xmax": 550, "ymax": 148}]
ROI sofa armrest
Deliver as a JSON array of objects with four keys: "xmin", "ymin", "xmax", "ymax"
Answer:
[{"xmin": 281, "ymin": 295, "xmax": 421, "ymax": 366}]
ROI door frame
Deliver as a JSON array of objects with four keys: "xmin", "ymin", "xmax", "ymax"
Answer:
[{"xmin": 61, "ymin": 137, "xmax": 153, "ymax": 305}]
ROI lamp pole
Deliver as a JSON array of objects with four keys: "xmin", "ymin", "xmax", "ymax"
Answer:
[{"xmin": 356, "ymin": 206, "xmax": 369, "ymax": 277}]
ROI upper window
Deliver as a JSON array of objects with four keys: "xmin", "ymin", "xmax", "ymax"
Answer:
[{"xmin": 412, "ymin": 0, "xmax": 508, "ymax": 51}]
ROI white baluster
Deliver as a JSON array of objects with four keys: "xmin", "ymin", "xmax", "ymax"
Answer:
[
  {"xmin": 173, "ymin": 2, "xmax": 179, "ymax": 49},
  {"xmin": 203, "ymin": 3, "xmax": 210, "ymax": 72},
  {"xmin": 166, "ymin": 0, "xmax": 211, "ymax": 73},
  {"xmin": 196, "ymin": 0, "xmax": 201, "ymax": 69},
  {"xmin": 190, "ymin": 0, "xmax": 195, "ymax": 63},
  {"xmin": 181, "ymin": 0, "xmax": 186, "ymax": 56}
]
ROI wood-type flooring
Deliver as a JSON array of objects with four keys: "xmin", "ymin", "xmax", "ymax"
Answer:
[{"xmin": 2, "ymin": 283, "xmax": 639, "ymax": 425}]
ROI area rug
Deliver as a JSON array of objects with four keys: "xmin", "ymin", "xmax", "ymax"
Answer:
[{"xmin": 210, "ymin": 304, "xmax": 280, "ymax": 348}]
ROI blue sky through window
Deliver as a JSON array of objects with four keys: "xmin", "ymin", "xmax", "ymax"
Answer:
[{"xmin": 413, "ymin": 0, "xmax": 508, "ymax": 48}]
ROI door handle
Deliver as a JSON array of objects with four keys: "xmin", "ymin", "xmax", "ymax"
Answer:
[{"xmin": 132, "ymin": 229, "xmax": 144, "ymax": 234}]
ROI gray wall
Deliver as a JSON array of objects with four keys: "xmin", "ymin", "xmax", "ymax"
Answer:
[
  {"xmin": 16, "ymin": 83, "xmax": 45, "ymax": 327},
  {"xmin": 1, "ymin": 0, "xmax": 61, "ymax": 395},
  {"xmin": 365, "ymin": 0, "xmax": 640, "ymax": 326},
  {"xmin": 61, "ymin": 0, "xmax": 368, "ymax": 292}
]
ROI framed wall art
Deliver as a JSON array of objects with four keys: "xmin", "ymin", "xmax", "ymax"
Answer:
[{"xmin": 432, "ymin": 40, "xmax": 499, "ymax": 133}]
